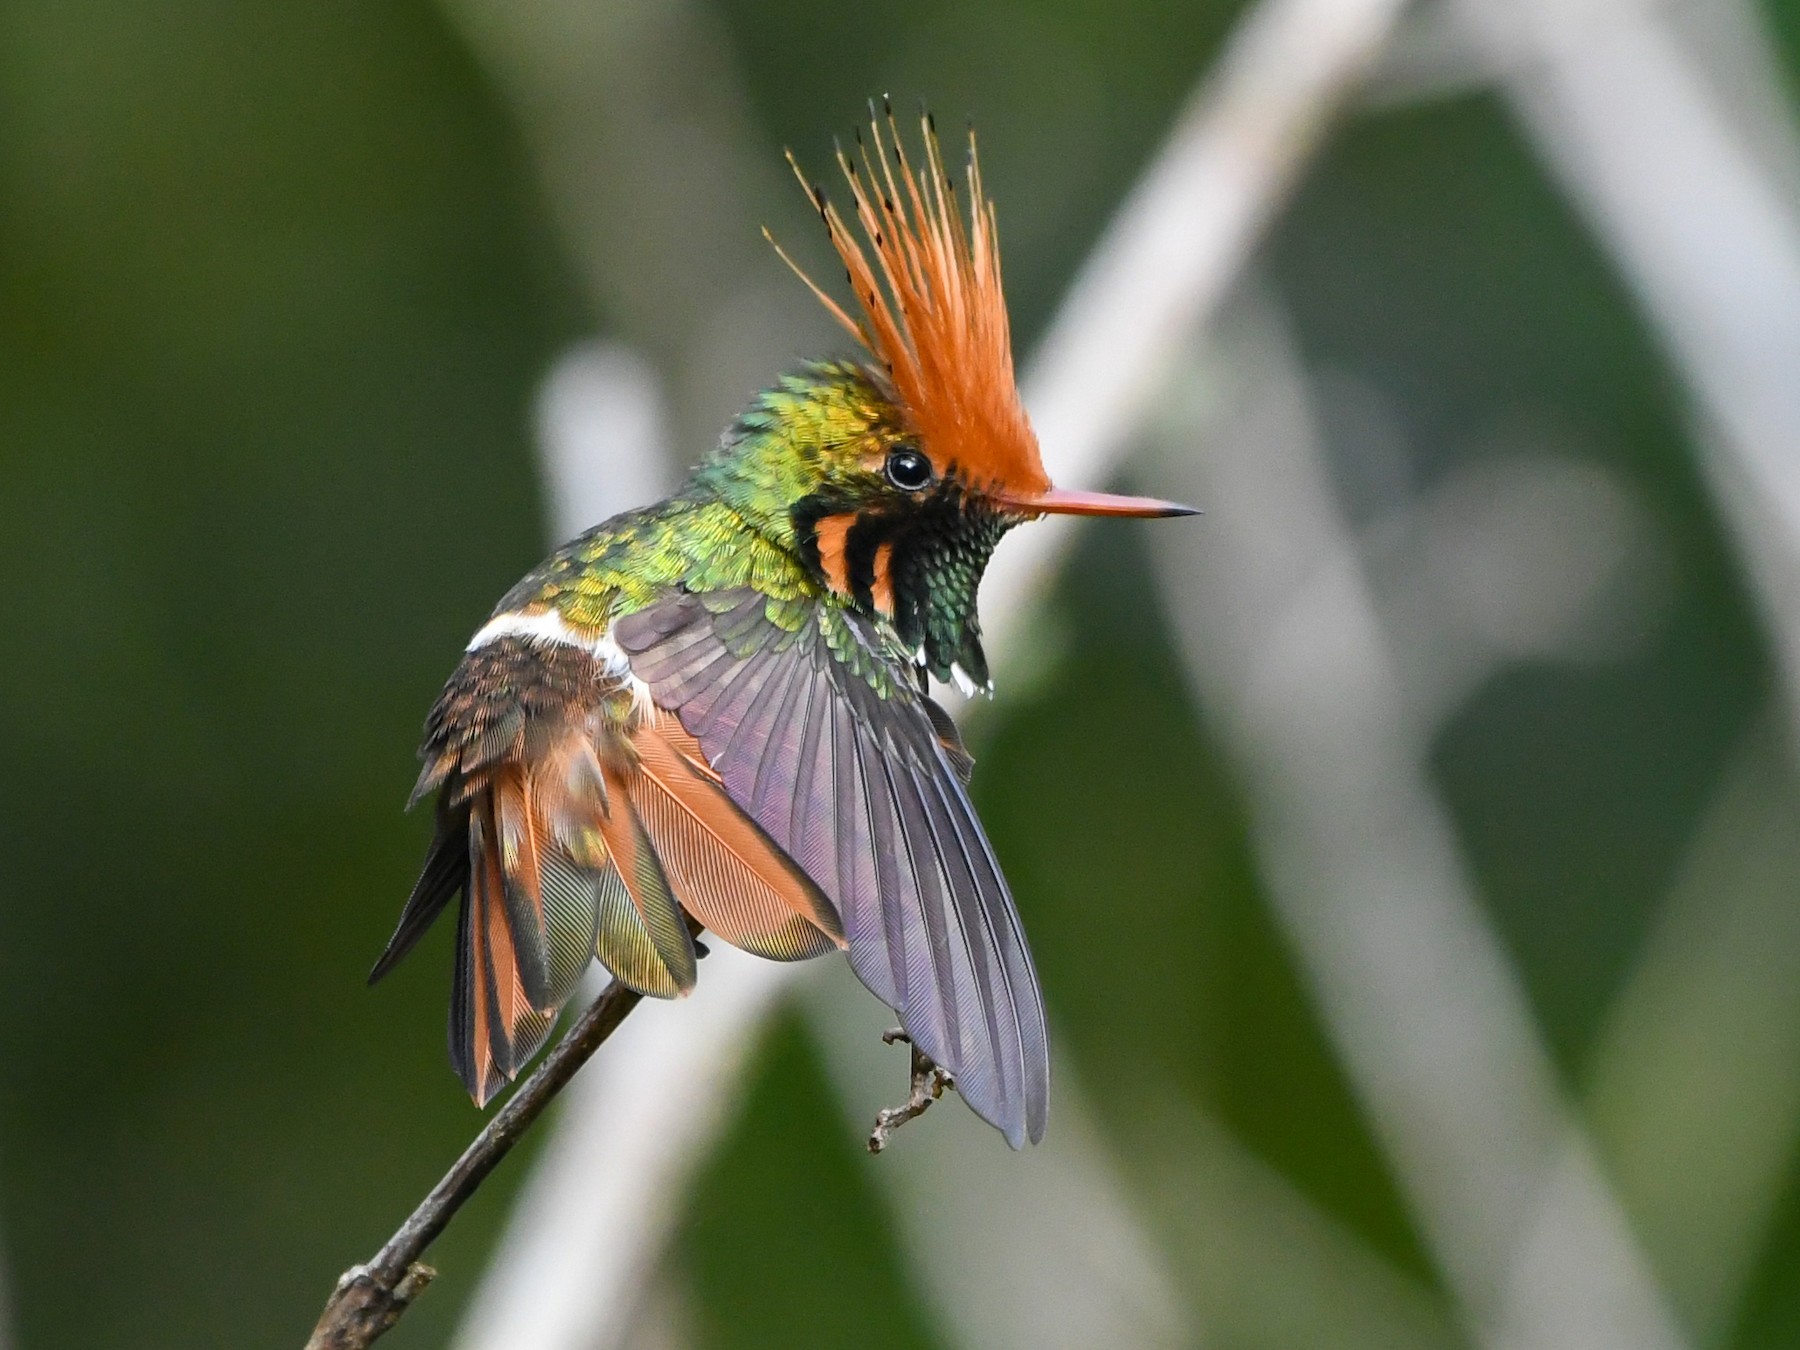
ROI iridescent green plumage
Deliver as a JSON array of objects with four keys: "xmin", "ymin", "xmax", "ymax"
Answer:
[
  {"xmin": 503, "ymin": 366, "xmax": 879, "ymax": 609},
  {"xmin": 494, "ymin": 362, "xmax": 993, "ymax": 687}
]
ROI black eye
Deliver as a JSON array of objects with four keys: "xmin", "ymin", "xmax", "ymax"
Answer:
[{"xmin": 885, "ymin": 447, "xmax": 933, "ymax": 492}]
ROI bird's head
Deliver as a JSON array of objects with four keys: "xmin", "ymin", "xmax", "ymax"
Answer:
[{"xmin": 698, "ymin": 108, "xmax": 1192, "ymax": 688}]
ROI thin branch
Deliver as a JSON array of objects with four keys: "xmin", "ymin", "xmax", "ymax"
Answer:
[
  {"xmin": 305, "ymin": 979, "xmax": 648, "ymax": 1350},
  {"xmin": 452, "ymin": 947, "xmax": 794, "ymax": 1350}
]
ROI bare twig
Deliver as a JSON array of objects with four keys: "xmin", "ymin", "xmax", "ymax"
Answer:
[
  {"xmin": 867, "ymin": 1031, "xmax": 954, "ymax": 1154},
  {"xmin": 305, "ymin": 978, "xmax": 649, "ymax": 1349},
  {"xmin": 452, "ymin": 946, "xmax": 790, "ymax": 1350}
]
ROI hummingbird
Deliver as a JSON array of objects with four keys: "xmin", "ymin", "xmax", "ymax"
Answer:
[{"xmin": 370, "ymin": 110, "xmax": 1193, "ymax": 1149}]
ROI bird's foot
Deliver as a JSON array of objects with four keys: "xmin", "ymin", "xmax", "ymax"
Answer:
[{"xmin": 868, "ymin": 1037, "xmax": 953, "ymax": 1154}]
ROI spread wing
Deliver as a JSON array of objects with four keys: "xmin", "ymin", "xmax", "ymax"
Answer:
[{"xmin": 616, "ymin": 589, "xmax": 1050, "ymax": 1147}]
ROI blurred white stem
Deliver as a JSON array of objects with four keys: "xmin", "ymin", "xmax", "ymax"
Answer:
[
  {"xmin": 832, "ymin": 2, "xmax": 1418, "ymax": 1340},
  {"xmin": 1455, "ymin": 0, "xmax": 1800, "ymax": 1323},
  {"xmin": 1589, "ymin": 715, "xmax": 1800, "ymax": 1337},
  {"xmin": 1148, "ymin": 293, "xmax": 1686, "ymax": 1350},
  {"xmin": 1372, "ymin": 0, "xmax": 1800, "ymax": 1332},
  {"xmin": 437, "ymin": 0, "xmax": 828, "ymax": 459},
  {"xmin": 535, "ymin": 342, "xmax": 675, "ymax": 537},
  {"xmin": 980, "ymin": 0, "xmax": 1413, "ymax": 666},
  {"xmin": 1128, "ymin": 1099, "xmax": 1462, "ymax": 1350},
  {"xmin": 1454, "ymin": 0, "xmax": 1800, "ymax": 766},
  {"xmin": 452, "ymin": 950, "xmax": 795, "ymax": 1350},
  {"xmin": 803, "ymin": 970, "xmax": 1187, "ymax": 1350}
]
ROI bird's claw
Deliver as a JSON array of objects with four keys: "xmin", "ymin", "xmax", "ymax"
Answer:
[{"xmin": 868, "ymin": 1039, "xmax": 953, "ymax": 1153}]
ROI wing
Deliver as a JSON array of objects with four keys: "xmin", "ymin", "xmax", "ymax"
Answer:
[
  {"xmin": 616, "ymin": 589, "xmax": 1050, "ymax": 1147},
  {"xmin": 373, "ymin": 626, "xmax": 840, "ymax": 1106}
]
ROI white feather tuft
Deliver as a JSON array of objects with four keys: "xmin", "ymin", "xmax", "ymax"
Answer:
[{"xmin": 467, "ymin": 609, "xmax": 657, "ymax": 717}]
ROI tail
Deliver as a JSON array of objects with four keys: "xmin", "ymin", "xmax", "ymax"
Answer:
[{"xmin": 377, "ymin": 719, "xmax": 841, "ymax": 1106}]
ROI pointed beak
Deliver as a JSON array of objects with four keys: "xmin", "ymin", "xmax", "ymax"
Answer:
[{"xmin": 999, "ymin": 487, "xmax": 1199, "ymax": 518}]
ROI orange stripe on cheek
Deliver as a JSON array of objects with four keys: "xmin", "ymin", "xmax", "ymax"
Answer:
[
  {"xmin": 815, "ymin": 515, "xmax": 854, "ymax": 596},
  {"xmin": 871, "ymin": 540, "xmax": 896, "ymax": 616}
]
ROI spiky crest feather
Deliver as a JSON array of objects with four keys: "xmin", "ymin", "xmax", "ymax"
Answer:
[{"xmin": 766, "ymin": 106, "xmax": 1049, "ymax": 501}]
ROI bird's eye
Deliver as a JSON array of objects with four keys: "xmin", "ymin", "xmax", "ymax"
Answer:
[{"xmin": 885, "ymin": 447, "xmax": 933, "ymax": 492}]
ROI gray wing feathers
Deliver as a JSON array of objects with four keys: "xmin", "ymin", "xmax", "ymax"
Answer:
[{"xmin": 617, "ymin": 590, "xmax": 1049, "ymax": 1146}]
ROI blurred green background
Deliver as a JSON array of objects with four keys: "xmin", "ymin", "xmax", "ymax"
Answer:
[{"xmin": 3, "ymin": 0, "xmax": 1798, "ymax": 1347}]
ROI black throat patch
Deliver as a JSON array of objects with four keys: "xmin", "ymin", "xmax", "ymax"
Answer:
[{"xmin": 791, "ymin": 481, "xmax": 1011, "ymax": 685}]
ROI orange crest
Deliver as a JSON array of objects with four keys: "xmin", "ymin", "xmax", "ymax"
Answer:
[{"xmin": 768, "ymin": 108, "xmax": 1051, "ymax": 502}]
